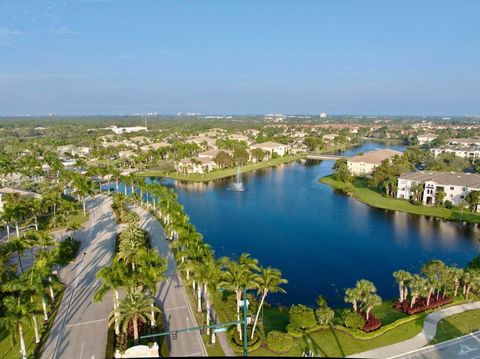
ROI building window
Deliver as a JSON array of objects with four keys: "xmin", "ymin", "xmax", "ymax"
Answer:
[
  {"xmin": 450, "ymin": 194, "xmax": 453, "ymax": 198},
  {"xmin": 460, "ymin": 195, "xmax": 465, "ymax": 199},
  {"xmin": 450, "ymin": 187, "xmax": 454, "ymax": 190}
]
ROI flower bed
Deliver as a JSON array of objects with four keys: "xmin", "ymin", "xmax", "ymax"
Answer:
[
  {"xmin": 394, "ymin": 296, "xmax": 452, "ymax": 315},
  {"xmin": 361, "ymin": 313, "xmax": 382, "ymax": 333}
]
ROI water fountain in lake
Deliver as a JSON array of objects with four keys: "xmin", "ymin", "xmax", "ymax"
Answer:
[{"xmin": 229, "ymin": 167, "xmax": 245, "ymax": 191}]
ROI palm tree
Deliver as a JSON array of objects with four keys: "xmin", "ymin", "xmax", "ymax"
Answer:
[
  {"xmin": 8, "ymin": 236, "xmax": 27, "ymax": 273},
  {"xmin": 364, "ymin": 294, "xmax": 382, "ymax": 320},
  {"xmin": 344, "ymin": 287, "xmax": 360, "ymax": 312},
  {"xmin": 72, "ymin": 175, "xmax": 94, "ymax": 216},
  {"xmin": 110, "ymin": 288, "xmax": 160, "ymax": 344},
  {"xmin": 250, "ymin": 267, "xmax": 287, "ymax": 339},
  {"xmin": 450, "ymin": 267, "xmax": 464, "ymax": 297},
  {"xmin": 393, "ymin": 270, "xmax": 412, "ymax": 302},
  {"xmin": 34, "ymin": 230, "xmax": 56, "ymax": 252},
  {"xmin": 1, "ymin": 295, "xmax": 38, "ymax": 359},
  {"xmin": 409, "ymin": 275, "xmax": 429, "ymax": 308},
  {"xmin": 67, "ymin": 222, "xmax": 81, "ymax": 240},
  {"xmin": 118, "ymin": 225, "xmax": 146, "ymax": 271},
  {"xmin": 95, "ymin": 261, "xmax": 130, "ymax": 335}
]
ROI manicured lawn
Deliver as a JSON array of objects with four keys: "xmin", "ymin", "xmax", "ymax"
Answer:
[
  {"xmin": 320, "ymin": 175, "xmax": 480, "ymax": 224},
  {"xmin": 430, "ymin": 309, "xmax": 480, "ymax": 344}
]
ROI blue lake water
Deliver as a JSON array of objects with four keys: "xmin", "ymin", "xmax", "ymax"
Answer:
[{"xmin": 146, "ymin": 142, "xmax": 480, "ymax": 307}]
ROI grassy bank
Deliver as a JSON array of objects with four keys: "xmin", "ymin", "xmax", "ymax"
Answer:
[
  {"xmin": 430, "ymin": 309, "xmax": 480, "ymax": 344},
  {"xmin": 136, "ymin": 142, "xmax": 357, "ymax": 182},
  {"xmin": 320, "ymin": 175, "xmax": 480, "ymax": 224}
]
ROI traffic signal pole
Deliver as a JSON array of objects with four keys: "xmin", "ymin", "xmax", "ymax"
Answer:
[{"xmin": 141, "ymin": 292, "xmax": 250, "ymax": 356}]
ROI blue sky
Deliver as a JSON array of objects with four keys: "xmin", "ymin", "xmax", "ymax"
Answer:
[{"xmin": 0, "ymin": 0, "xmax": 479, "ymax": 116}]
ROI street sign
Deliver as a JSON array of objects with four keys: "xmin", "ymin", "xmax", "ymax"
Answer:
[
  {"xmin": 239, "ymin": 299, "xmax": 249, "ymax": 308},
  {"xmin": 213, "ymin": 327, "xmax": 227, "ymax": 333}
]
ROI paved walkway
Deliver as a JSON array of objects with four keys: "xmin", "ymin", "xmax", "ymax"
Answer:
[
  {"xmin": 134, "ymin": 205, "xmax": 208, "ymax": 357},
  {"xmin": 352, "ymin": 301, "xmax": 480, "ymax": 358},
  {"xmin": 42, "ymin": 195, "xmax": 118, "ymax": 359}
]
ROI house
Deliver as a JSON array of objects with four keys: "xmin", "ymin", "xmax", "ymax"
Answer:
[
  {"xmin": 396, "ymin": 171, "xmax": 480, "ymax": 209},
  {"xmin": 198, "ymin": 149, "xmax": 233, "ymax": 160},
  {"xmin": 347, "ymin": 149, "xmax": 403, "ymax": 176},
  {"xmin": 56, "ymin": 145, "xmax": 90, "ymax": 158},
  {"xmin": 417, "ymin": 134, "xmax": 437, "ymax": 145},
  {"xmin": 140, "ymin": 142, "xmax": 171, "ymax": 152},
  {"xmin": 118, "ymin": 151, "xmax": 137, "ymax": 160},
  {"xmin": 322, "ymin": 134, "xmax": 350, "ymax": 142},
  {"xmin": 250, "ymin": 142, "xmax": 290, "ymax": 157},
  {"xmin": 175, "ymin": 157, "xmax": 218, "ymax": 174},
  {"xmin": 130, "ymin": 136, "xmax": 151, "ymax": 144},
  {"xmin": 186, "ymin": 136, "xmax": 217, "ymax": 149},
  {"xmin": 228, "ymin": 133, "xmax": 250, "ymax": 143},
  {"xmin": 0, "ymin": 187, "xmax": 41, "ymax": 213},
  {"xmin": 447, "ymin": 138, "xmax": 480, "ymax": 147},
  {"xmin": 431, "ymin": 147, "xmax": 480, "ymax": 160}
]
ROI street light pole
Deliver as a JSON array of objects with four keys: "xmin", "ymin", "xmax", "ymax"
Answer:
[{"xmin": 243, "ymin": 287, "xmax": 248, "ymax": 357}]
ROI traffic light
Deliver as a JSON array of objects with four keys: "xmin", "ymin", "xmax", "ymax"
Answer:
[
  {"xmin": 172, "ymin": 331, "xmax": 177, "ymax": 340},
  {"xmin": 200, "ymin": 327, "xmax": 206, "ymax": 335}
]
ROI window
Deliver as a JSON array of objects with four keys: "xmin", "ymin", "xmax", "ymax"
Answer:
[
  {"xmin": 460, "ymin": 195, "xmax": 465, "ymax": 199},
  {"xmin": 450, "ymin": 187, "xmax": 454, "ymax": 190},
  {"xmin": 450, "ymin": 194, "xmax": 453, "ymax": 198}
]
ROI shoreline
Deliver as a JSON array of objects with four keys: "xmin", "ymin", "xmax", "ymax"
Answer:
[
  {"xmin": 136, "ymin": 143, "xmax": 357, "ymax": 182},
  {"xmin": 319, "ymin": 175, "xmax": 480, "ymax": 224}
]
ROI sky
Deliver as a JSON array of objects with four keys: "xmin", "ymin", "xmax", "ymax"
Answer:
[{"xmin": 0, "ymin": 0, "xmax": 479, "ymax": 116}]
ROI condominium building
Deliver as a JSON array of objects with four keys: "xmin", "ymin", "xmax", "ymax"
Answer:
[
  {"xmin": 397, "ymin": 171, "xmax": 480, "ymax": 208},
  {"xmin": 430, "ymin": 147, "xmax": 480, "ymax": 160},
  {"xmin": 346, "ymin": 149, "xmax": 403, "ymax": 176}
]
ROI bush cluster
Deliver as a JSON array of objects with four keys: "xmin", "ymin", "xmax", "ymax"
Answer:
[
  {"xmin": 361, "ymin": 312, "xmax": 382, "ymax": 332},
  {"xmin": 55, "ymin": 238, "xmax": 80, "ymax": 265},
  {"xmin": 266, "ymin": 331, "xmax": 293, "ymax": 353}
]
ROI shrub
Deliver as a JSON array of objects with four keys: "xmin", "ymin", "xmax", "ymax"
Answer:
[
  {"xmin": 266, "ymin": 331, "xmax": 293, "ymax": 353},
  {"xmin": 289, "ymin": 305, "xmax": 317, "ymax": 331},
  {"xmin": 55, "ymin": 238, "xmax": 80, "ymax": 265},
  {"xmin": 361, "ymin": 313, "xmax": 382, "ymax": 332},
  {"xmin": 342, "ymin": 310, "xmax": 365, "ymax": 329},
  {"xmin": 316, "ymin": 307, "xmax": 334, "ymax": 325},
  {"xmin": 394, "ymin": 296, "xmax": 452, "ymax": 315},
  {"xmin": 444, "ymin": 200, "xmax": 454, "ymax": 209}
]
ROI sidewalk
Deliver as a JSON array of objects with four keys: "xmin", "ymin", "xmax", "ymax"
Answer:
[{"xmin": 351, "ymin": 301, "xmax": 480, "ymax": 358}]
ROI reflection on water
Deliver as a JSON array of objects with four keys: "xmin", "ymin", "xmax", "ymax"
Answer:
[{"xmin": 146, "ymin": 142, "xmax": 480, "ymax": 307}]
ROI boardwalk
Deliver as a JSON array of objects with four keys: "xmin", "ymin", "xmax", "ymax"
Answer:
[{"xmin": 306, "ymin": 154, "xmax": 347, "ymax": 160}]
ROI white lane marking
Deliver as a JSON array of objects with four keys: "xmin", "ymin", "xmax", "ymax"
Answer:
[
  {"xmin": 164, "ymin": 305, "xmax": 188, "ymax": 311},
  {"xmin": 66, "ymin": 319, "xmax": 107, "ymax": 328},
  {"xmin": 80, "ymin": 343, "xmax": 84, "ymax": 359}
]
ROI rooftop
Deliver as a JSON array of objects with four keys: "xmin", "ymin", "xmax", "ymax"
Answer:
[
  {"xmin": 399, "ymin": 171, "xmax": 480, "ymax": 188},
  {"xmin": 348, "ymin": 149, "xmax": 402, "ymax": 164}
]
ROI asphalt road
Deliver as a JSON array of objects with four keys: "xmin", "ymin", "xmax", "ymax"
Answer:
[
  {"xmin": 41, "ymin": 195, "xmax": 118, "ymax": 359},
  {"xmin": 135, "ymin": 206, "xmax": 208, "ymax": 357},
  {"xmin": 390, "ymin": 331, "xmax": 480, "ymax": 359}
]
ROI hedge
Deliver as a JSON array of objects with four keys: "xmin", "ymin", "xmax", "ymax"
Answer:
[{"xmin": 266, "ymin": 331, "xmax": 293, "ymax": 353}]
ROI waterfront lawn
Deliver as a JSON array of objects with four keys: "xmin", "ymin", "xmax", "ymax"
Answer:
[
  {"xmin": 320, "ymin": 175, "xmax": 480, "ymax": 224},
  {"xmin": 137, "ymin": 154, "xmax": 306, "ymax": 182},
  {"xmin": 430, "ymin": 309, "xmax": 480, "ymax": 344}
]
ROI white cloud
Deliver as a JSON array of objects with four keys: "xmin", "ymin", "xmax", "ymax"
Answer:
[
  {"xmin": 0, "ymin": 27, "xmax": 26, "ymax": 45},
  {"xmin": 49, "ymin": 26, "xmax": 83, "ymax": 35}
]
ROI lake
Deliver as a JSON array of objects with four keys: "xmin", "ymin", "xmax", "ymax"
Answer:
[{"xmin": 151, "ymin": 142, "xmax": 480, "ymax": 307}]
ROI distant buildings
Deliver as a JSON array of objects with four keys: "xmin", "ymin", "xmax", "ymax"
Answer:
[
  {"xmin": 107, "ymin": 126, "xmax": 148, "ymax": 134},
  {"xmin": 320, "ymin": 112, "xmax": 328, "ymax": 119},
  {"xmin": 347, "ymin": 149, "xmax": 403, "ymax": 176},
  {"xmin": 431, "ymin": 147, "xmax": 480, "ymax": 160},
  {"xmin": 0, "ymin": 187, "xmax": 41, "ymax": 213},
  {"xmin": 175, "ymin": 157, "xmax": 218, "ymax": 174},
  {"xmin": 417, "ymin": 134, "xmax": 437, "ymax": 145},
  {"xmin": 397, "ymin": 171, "xmax": 480, "ymax": 209}
]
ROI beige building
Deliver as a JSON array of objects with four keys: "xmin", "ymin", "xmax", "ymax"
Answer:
[
  {"xmin": 175, "ymin": 157, "xmax": 218, "ymax": 174},
  {"xmin": 0, "ymin": 187, "xmax": 41, "ymax": 213},
  {"xmin": 397, "ymin": 171, "xmax": 480, "ymax": 209},
  {"xmin": 250, "ymin": 141, "xmax": 290, "ymax": 156},
  {"xmin": 347, "ymin": 149, "xmax": 402, "ymax": 176}
]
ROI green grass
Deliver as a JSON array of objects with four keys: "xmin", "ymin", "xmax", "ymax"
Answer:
[
  {"xmin": 430, "ymin": 309, "xmax": 480, "ymax": 344},
  {"xmin": 320, "ymin": 175, "xmax": 480, "ymax": 224}
]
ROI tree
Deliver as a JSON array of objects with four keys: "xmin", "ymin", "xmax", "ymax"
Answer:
[
  {"xmin": 342, "ymin": 310, "xmax": 364, "ymax": 329},
  {"xmin": 213, "ymin": 151, "xmax": 234, "ymax": 168},
  {"xmin": 422, "ymin": 260, "xmax": 446, "ymax": 305},
  {"xmin": 233, "ymin": 148, "xmax": 249, "ymax": 166},
  {"xmin": 110, "ymin": 288, "xmax": 160, "ymax": 344},
  {"xmin": 250, "ymin": 267, "xmax": 287, "ymax": 339},
  {"xmin": 409, "ymin": 275, "xmax": 429, "ymax": 308},
  {"xmin": 393, "ymin": 270, "xmax": 412, "ymax": 302},
  {"xmin": 72, "ymin": 175, "xmax": 94, "ymax": 216},
  {"xmin": 465, "ymin": 191, "xmax": 480, "ymax": 212},
  {"xmin": 251, "ymin": 148, "xmax": 266, "ymax": 162},
  {"xmin": 364, "ymin": 294, "xmax": 382, "ymax": 320},
  {"xmin": 95, "ymin": 261, "xmax": 130, "ymax": 335},
  {"xmin": 288, "ymin": 305, "xmax": 316, "ymax": 331},
  {"xmin": 435, "ymin": 191, "xmax": 446, "ymax": 207},
  {"xmin": 332, "ymin": 159, "xmax": 352, "ymax": 183},
  {"xmin": 315, "ymin": 297, "xmax": 334, "ymax": 326},
  {"xmin": 344, "ymin": 287, "xmax": 360, "ymax": 312}
]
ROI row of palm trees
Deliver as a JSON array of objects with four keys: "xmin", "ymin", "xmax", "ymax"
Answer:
[
  {"xmin": 393, "ymin": 260, "xmax": 480, "ymax": 308},
  {"xmin": 95, "ymin": 220, "xmax": 167, "ymax": 344},
  {"xmin": 0, "ymin": 230, "xmax": 61, "ymax": 359}
]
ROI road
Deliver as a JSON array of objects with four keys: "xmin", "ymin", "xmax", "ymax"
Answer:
[
  {"xmin": 134, "ymin": 205, "xmax": 208, "ymax": 357},
  {"xmin": 391, "ymin": 331, "xmax": 480, "ymax": 359},
  {"xmin": 41, "ymin": 195, "xmax": 118, "ymax": 359}
]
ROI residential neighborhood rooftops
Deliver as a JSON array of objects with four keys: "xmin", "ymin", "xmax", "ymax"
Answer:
[
  {"xmin": 198, "ymin": 149, "xmax": 232, "ymax": 158},
  {"xmin": 399, "ymin": 171, "xmax": 480, "ymax": 188},
  {"xmin": 0, "ymin": 187, "xmax": 41, "ymax": 198},
  {"xmin": 348, "ymin": 149, "xmax": 402, "ymax": 164},
  {"xmin": 251, "ymin": 141, "xmax": 288, "ymax": 149}
]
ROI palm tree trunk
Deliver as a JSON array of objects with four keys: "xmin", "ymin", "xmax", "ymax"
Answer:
[
  {"xmin": 236, "ymin": 290, "xmax": 242, "ymax": 341},
  {"xmin": 17, "ymin": 250, "xmax": 24, "ymax": 273},
  {"xmin": 49, "ymin": 277, "xmax": 55, "ymax": 300},
  {"xmin": 41, "ymin": 295, "xmax": 49, "ymax": 320},
  {"xmin": 150, "ymin": 303, "xmax": 156, "ymax": 328},
  {"xmin": 114, "ymin": 290, "xmax": 120, "ymax": 335},
  {"xmin": 82, "ymin": 197, "xmax": 87, "ymax": 217},
  {"xmin": 115, "ymin": 178, "xmax": 119, "ymax": 192},
  {"xmin": 133, "ymin": 316, "xmax": 139, "ymax": 344},
  {"xmin": 15, "ymin": 221, "xmax": 20, "ymax": 237},
  {"xmin": 19, "ymin": 323, "xmax": 27, "ymax": 359},
  {"xmin": 251, "ymin": 290, "xmax": 267, "ymax": 340},
  {"xmin": 32, "ymin": 315, "xmax": 40, "ymax": 343},
  {"xmin": 197, "ymin": 285, "xmax": 202, "ymax": 312},
  {"xmin": 6, "ymin": 223, "xmax": 10, "ymax": 241},
  {"xmin": 410, "ymin": 295, "xmax": 417, "ymax": 308},
  {"xmin": 454, "ymin": 283, "xmax": 459, "ymax": 297}
]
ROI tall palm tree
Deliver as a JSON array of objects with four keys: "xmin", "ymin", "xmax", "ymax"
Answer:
[
  {"xmin": 1, "ymin": 295, "xmax": 38, "ymax": 359},
  {"xmin": 364, "ymin": 294, "xmax": 382, "ymax": 320},
  {"xmin": 95, "ymin": 261, "xmax": 130, "ymax": 335},
  {"xmin": 344, "ymin": 287, "xmax": 360, "ymax": 312},
  {"xmin": 67, "ymin": 222, "xmax": 81, "ymax": 240},
  {"xmin": 8, "ymin": 236, "xmax": 27, "ymax": 273},
  {"xmin": 409, "ymin": 275, "xmax": 429, "ymax": 308},
  {"xmin": 110, "ymin": 288, "xmax": 160, "ymax": 344},
  {"xmin": 72, "ymin": 175, "xmax": 94, "ymax": 217},
  {"xmin": 250, "ymin": 267, "xmax": 287, "ymax": 339},
  {"xmin": 393, "ymin": 270, "xmax": 412, "ymax": 302},
  {"xmin": 34, "ymin": 230, "xmax": 56, "ymax": 252}
]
